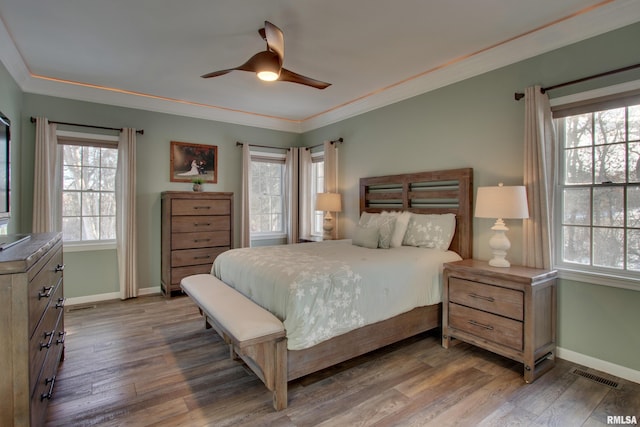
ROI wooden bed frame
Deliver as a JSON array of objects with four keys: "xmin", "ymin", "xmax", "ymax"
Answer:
[
  {"xmin": 287, "ymin": 167, "xmax": 473, "ymax": 380},
  {"xmin": 188, "ymin": 167, "xmax": 473, "ymax": 409}
]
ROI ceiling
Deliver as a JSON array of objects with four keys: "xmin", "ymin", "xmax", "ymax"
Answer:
[{"xmin": 1, "ymin": 0, "xmax": 639, "ymax": 133}]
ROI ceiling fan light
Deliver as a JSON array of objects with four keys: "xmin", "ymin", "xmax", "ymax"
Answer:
[{"xmin": 257, "ymin": 70, "xmax": 279, "ymax": 81}]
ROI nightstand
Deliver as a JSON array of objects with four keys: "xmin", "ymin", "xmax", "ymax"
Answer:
[{"xmin": 442, "ymin": 259, "xmax": 557, "ymax": 383}]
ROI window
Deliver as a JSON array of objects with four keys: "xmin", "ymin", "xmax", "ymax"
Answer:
[
  {"xmin": 59, "ymin": 134, "xmax": 118, "ymax": 243},
  {"xmin": 311, "ymin": 157, "xmax": 325, "ymax": 236},
  {"xmin": 250, "ymin": 153, "xmax": 285, "ymax": 236},
  {"xmin": 555, "ymin": 96, "xmax": 640, "ymax": 281}
]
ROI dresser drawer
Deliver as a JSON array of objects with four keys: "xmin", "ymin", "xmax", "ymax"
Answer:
[
  {"xmin": 29, "ymin": 279, "xmax": 64, "ymax": 393},
  {"xmin": 30, "ymin": 332, "xmax": 65, "ymax": 427},
  {"xmin": 449, "ymin": 303, "xmax": 523, "ymax": 351},
  {"xmin": 171, "ymin": 247, "xmax": 229, "ymax": 268},
  {"xmin": 171, "ymin": 215, "xmax": 230, "ymax": 233},
  {"xmin": 28, "ymin": 246, "xmax": 64, "ymax": 337},
  {"xmin": 171, "ymin": 231, "xmax": 230, "ymax": 250},
  {"xmin": 449, "ymin": 277, "xmax": 523, "ymax": 321},
  {"xmin": 172, "ymin": 198, "xmax": 231, "ymax": 216},
  {"xmin": 171, "ymin": 264, "xmax": 215, "ymax": 285}
]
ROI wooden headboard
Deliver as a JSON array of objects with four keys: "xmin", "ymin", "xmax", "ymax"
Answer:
[{"xmin": 359, "ymin": 168, "xmax": 473, "ymax": 259}]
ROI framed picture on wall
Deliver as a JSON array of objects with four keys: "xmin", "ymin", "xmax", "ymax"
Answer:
[{"xmin": 170, "ymin": 141, "xmax": 218, "ymax": 183}]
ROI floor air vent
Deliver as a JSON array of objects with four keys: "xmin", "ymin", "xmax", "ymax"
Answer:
[
  {"xmin": 67, "ymin": 304, "xmax": 97, "ymax": 312},
  {"xmin": 572, "ymin": 369, "xmax": 620, "ymax": 389}
]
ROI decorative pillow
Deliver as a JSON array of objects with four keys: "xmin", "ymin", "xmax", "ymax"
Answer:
[
  {"xmin": 402, "ymin": 213, "xmax": 456, "ymax": 250},
  {"xmin": 358, "ymin": 211, "xmax": 395, "ymax": 248},
  {"xmin": 382, "ymin": 210, "xmax": 411, "ymax": 248},
  {"xmin": 352, "ymin": 225, "xmax": 380, "ymax": 249}
]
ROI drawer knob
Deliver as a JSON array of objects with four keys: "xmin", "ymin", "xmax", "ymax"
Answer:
[
  {"xmin": 55, "ymin": 263, "xmax": 65, "ymax": 272},
  {"xmin": 38, "ymin": 286, "xmax": 54, "ymax": 299},
  {"xmin": 56, "ymin": 297, "xmax": 66, "ymax": 309},
  {"xmin": 467, "ymin": 319, "xmax": 494, "ymax": 331},
  {"xmin": 194, "ymin": 238, "xmax": 211, "ymax": 243},
  {"xmin": 194, "ymin": 223, "xmax": 212, "ymax": 227},
  {"xmin": 194, "ymin": 206, "xmax": 211, "ymax": 210},
  {"xmin": 57, "ymin": 331, "xmax": 67, "ymax": 345},
  {"xmin": 468, "ymin": 293, "xmax": 495, "ymax": 303},
  {"xmin": 194, "ymin": 255, "xmax": 211, "ymax": 260}
]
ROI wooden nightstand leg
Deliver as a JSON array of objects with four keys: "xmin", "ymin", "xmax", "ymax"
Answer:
[{"xmin": 442, "ymin": 332, "xmax": 451, "ymax": 349}]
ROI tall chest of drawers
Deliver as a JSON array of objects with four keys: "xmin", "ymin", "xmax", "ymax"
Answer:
[
  {"xmin": 0, "ymin": 232, "xmax": 65, "ymax": 426},
  {"xmin": 442, "ymin": 259, "xmax": 557, "ymax": 383},
  {"xmin": 161, "ymin": 191, "xmax": 233, "ymax": 297}
]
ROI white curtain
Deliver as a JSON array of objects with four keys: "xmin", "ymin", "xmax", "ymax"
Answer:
[
  {"xmin": 323, "ymin": 141, "xmax": 339, "ymax": 239},
  {"xmin": 240, "ymin": 143, "xmax": 251, "ymax": 248},
  {"xmin": 523, "ymin": 85, "xmax": 556, "ymax": 269},
  {"xmin": 32, "ymin": 117, "xmax": 61, "ymax": 233},
  {"xmin": 116, "ymin": 128, "xmax": 138, "ymax": 299},
  {"xmin": 299, "ymin": 148, "xmax": 313, "ymax": 240},
  {"xmin": 285, "ymin": 148, "xmax": 299, "ymax": 244}
]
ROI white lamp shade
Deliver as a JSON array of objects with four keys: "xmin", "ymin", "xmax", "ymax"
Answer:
[
  {"xmin": 316, "ymin": 193, "xmax": 342, "ymax": 212},
  {"xmin": 475, "ymin": 185, "xmax": 529, "ymax": 219}
]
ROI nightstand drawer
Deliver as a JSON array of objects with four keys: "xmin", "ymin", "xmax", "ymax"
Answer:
[
  {"xmin": 449, "ymin": 277, "xmax": 523, "ymax": 321},
  {"xmin": 449, "ymin": 303, "xmax": 523, "ymax": 351}
]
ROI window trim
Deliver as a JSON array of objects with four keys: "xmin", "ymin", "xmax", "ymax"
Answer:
[{"xmin": 552, "ymin": 79, "xmax": 640, "ymax": 291}]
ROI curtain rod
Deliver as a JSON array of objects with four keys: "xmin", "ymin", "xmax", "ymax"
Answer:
[
  {"xmin": 514, "ymin": 63, "xmax": 640, "ymax": 101},
  {"xmin": 30, "ymin": 116, "xmax": 144, "ymax": 135},
  {"xmin": 236, "ymin": 137, "xmax": 344, "ymax": 151},
  {"xmin": 305, "ymin": 137, "xmax": 344, "ymax": 151},
  {"xmin": 235, "ymin": 141, "xmax": 290, "ymax": 151}
]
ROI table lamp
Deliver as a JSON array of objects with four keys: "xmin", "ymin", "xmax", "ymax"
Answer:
[
  {"xmin": 316, "ymin": 193, "xmax": 342, "ymax": 240},
  {"xmin": 475, "ymin": 183, "xmax": 529, "ymax": 267}
]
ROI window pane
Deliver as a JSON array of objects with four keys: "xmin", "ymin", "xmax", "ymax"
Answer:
[
  {"xmin": 593, "ymin": 187, "xmax": 624, "ymax": 227},
  {"xmin": 62, "ymin": 192, "xmax": 81, "ymax": 216},
  {"xmin": 562, "ymin": 225, "xmax": 590, "ymax": 265},
  {"xmin": 101, "ymin": 148, "xmax": 118, "ymax": 167},
  {"xmin": 100, "ymin": 216, "xmax": 116, "ymax": 240},
  {"xmin": 63, "ymin": 165, "xmax": 82, "ymax": 190},
  {"xmin": 630, "ymin": 105, "xmax": 640, "ymax": 142},
  {"xmin": 628, "ymin": 229, "xmax": 640, "ymax": 272},
  {"xmin": 82, "ymin": 192, "xmax": 100, "ymax": 216},
  {"xmin": 62, "ymin": 217, "xmax": 81, "ymax": 241},
  {"xmin": 101, "ymin": 192, "xmax": 116, "ymax": 216},
  {"xmin": 83, "ymin": 146, "xmax": 101, "ymax": 166},
  {"xmin": 595, "ymin": 107, "xmax": 626, "ymax": 145},
  {"xmin": 564, "ymin": 113, "xmax": 593, "ymax": 148},
  {"xmin": 564, "ymin": 147, "xmax": 592, "ymax": 184},
  {"xmin": 595, "ymin": 143, "xmax": 626, "ymax": 183},
  {"xmin": 64, "ymin": 145, "xmax": 82, "ymax": 166},
  {"xmin": 82, "ymin": 216, "xmax": 99, "ymax": 240},
  {"xmin": 563, "ymin": 188, "xmax": 590, "ymax": 225},
  {"xmin": 628, "ymin": 185, "xmax": 640, "ymax": 228},
  {"xmin": 101, "ymin": 168, "xmax": 116, "ymax": 191},
  {"xmin": 593, "ymin": 227, "xmax": 624, "ymax": 269},
  {"xmin": 630, "ymin": 142, "xmax": 640, "ymax": 183}
]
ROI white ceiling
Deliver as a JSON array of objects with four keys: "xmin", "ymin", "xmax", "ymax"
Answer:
[{"xmin": 1, "ymin": 0, "xmax": 639, "ymax": 133}]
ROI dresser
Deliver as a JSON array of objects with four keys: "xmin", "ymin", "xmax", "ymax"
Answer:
[
  {"xmin": 442, "ymin": 259, "xmax": 557, "ymax": 383},
  {"xmin": 0, "ymin": 232, "xmax": 65, "ymax": 426},
  {"xmin": 161, "ymin": 191, "xmax": 233, "ymax": 297}
]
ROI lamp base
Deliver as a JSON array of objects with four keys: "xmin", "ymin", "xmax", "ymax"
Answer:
[
  {"xmin": 322, "ymin": 212, "xmax": 334, "ymax": 240},
  {"xmin": 487, "ymin": 219, "xmax": 511, "ymax": 268}
]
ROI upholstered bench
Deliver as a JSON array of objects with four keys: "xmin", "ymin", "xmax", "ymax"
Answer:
[{"xmin": 180, "ymin": 274, "xmax": 288, "ymax": 410}]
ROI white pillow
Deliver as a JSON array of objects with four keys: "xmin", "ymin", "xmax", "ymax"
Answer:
[
  {"xmin": 402, "ymin": 213, "xmax": 456, "ymax": 250},
  {"xmin": 358, "ymin": 211, "xmax": 395, "ymax": 249},
  {"xmin": 382, "ymin": 211, "xmax": 411, "ymax": 248}
]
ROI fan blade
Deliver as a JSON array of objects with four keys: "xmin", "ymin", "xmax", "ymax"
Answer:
[
  {"xmin": 201, "ymin": 69, "xmax": 234, "ymax": 79},
  {"xmin": 201, "ymin": 51, "xmax": 281, "ymax": 79},
  {"xmin": 264, "ymin": 21, "xmax": 285, "ymax": 62},
  {"xmin": 279, "ymin": 68, "xmax": 331, "ymax": 89}
]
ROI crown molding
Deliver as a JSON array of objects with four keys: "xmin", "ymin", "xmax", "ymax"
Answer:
[{"xmin": 2, "ymin": 0, "xmax": 639, "ymax": 134}]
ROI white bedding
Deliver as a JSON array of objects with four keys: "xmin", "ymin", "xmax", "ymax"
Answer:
[{"xmin": 212, "ymin": 240, "xmax": 461, "ymax": 350}]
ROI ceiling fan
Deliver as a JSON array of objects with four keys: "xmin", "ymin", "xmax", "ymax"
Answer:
[{"xmin": 201, "ymin": 21, "xmax": 331, "ymax": 90}]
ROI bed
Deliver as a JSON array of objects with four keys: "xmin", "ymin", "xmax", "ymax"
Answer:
[{"xmin": 210, "ymin": 167, "xmax": 473, "ymax": 383}]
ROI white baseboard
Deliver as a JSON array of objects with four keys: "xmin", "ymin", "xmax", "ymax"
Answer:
[
  {"xmin": 557, "ymin": 347, "xmax": 640, "ymax": 384},
  {"xmin": 65, "ymin": 286, "xmax": 162, "ymax": 306}
]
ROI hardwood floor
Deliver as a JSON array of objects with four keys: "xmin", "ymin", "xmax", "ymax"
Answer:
[{"xmin": 45, "ymin": 295, "xmax": 639, "ymax": 426}]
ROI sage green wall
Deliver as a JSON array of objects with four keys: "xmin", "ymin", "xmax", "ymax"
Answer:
[
  {"xmin": 0, "ymin": 61, "xmax": 23, "ymax": 234},
  {"xmin": 20, "ymin": 94, "xmax": 299, "ymax": 297},
  {"xmin": 301, "ymin": 22, "xmax": 640, "ymax": 372}
]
